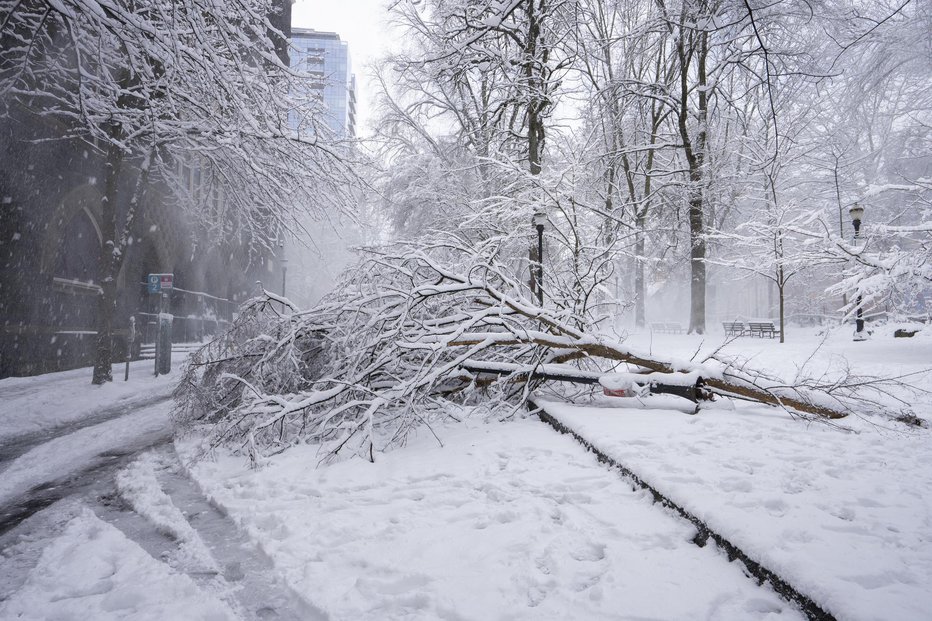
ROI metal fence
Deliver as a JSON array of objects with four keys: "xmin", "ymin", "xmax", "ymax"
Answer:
[{"xmin": 136, "ymin": 284, "xmax": 235, "ymax": 344}]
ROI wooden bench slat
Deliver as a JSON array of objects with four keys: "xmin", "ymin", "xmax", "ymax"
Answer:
[
  {"xmin": 722, "ymin": 321, "xmax": 746, "ymax": 337},
  {"xmin": 747, "ymin": 322, "xmax": 780, "ymax": 338}
]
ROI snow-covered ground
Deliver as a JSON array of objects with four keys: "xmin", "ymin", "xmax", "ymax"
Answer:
[
  {"xmin": 2, "ymin": 324, "xmax": 929, "ymax": 620},
  {"xmin": 0, "ymin": 400, "xmax": 173, "ymax": 507},
  {"xmin": 542, "ymin": 400, "xmax": 931, "ymax": 620},
  {"xmin": 0, "ymin": 356, "xmax": 183, "ymax": 446},
  {"xmin": 0, "ymin": 509, "xmax": 237, "ymax": 621},
  {"xmin": 537, "ymin": 324, "xmax": 932, "ymax": 620},
  {"xmin": 181, "ymin": 420, "xmax": 802, "ymax": 620},
  {"xmin": 172, "ymin": 324, "xmax": 930, "ymax": 620}
]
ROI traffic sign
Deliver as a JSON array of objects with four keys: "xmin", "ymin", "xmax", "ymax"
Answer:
[{"xmin": 147, "ymin": 273, "xmax": 174, "ymax": 294}]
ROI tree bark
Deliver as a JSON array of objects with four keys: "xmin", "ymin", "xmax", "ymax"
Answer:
[
  {"xmin": 524, "ymin": 0, "xmax": 544, "ymax": 176},
  {"xmin": 635, "ymin": 213, "xmax": 646, "ymax": 328},
  {"xmin": 688, "ymin": 179, "xmax": 707, "ymax": 334},
  {"xmin": 92, "ymin": 135, "xmax": 125, "ymax": 384},
  {"xmin": 778, "ymin": 279, "xmax": 786, "ymax": 344},
  {"xmin": 450, "ymin": 332, "xmax": 849, "ymax": 420},
  {"xmin": 91, "ymin": 142, "xmax": 153, "ymax": 384},
  {"xmin": 675, "ymin": 25, "xmax": 709, "ymax": 335}
]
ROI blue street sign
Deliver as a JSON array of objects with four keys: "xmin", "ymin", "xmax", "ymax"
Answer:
[{"xmin": 147, "ymin": 274, "xmax": 160, "ymax": 294}]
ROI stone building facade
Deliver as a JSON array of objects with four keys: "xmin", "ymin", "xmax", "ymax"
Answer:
[{"xmin": 0, "ymin": 1, "xmax": 292, "ymax": 378}]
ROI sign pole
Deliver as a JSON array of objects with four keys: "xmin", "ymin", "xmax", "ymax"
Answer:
[
  {"xmin": 125, "ymin": 315, "xmax": 135, "ymax": 381},
  {"xmin": 148, "ymin": 273, "xmax": 174, "ymax": 376}
]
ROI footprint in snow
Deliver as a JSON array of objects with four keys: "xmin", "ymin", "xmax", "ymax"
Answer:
[
  {"xmin": 763, "ymin": 498, "xmax": 788, "ymax": 516},
  {"xmin": 718, "ymin": 477, "xmax": 753, "ymax": 493},
  {"xmin": 569, "ymin": 541, "xmax": 606, "ymax": 562}
]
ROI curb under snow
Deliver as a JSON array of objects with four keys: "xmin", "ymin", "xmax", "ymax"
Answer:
[{"xmin": 534, "ymin": 405, "xmax": 837, "ymax": 621}]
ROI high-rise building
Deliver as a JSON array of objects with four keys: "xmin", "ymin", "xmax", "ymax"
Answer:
[{"xmin": 290, "ymin": 29, "xmax": 357, "ymax": 138}]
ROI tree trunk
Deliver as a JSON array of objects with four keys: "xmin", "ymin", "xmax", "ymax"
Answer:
[
  {"xmin": 92, "ymin": 142, "xmax": 154, "ymax": 384},
  {"xmin": 635, "ymin": 213, "xmax": 646, "ymax": 328},
  {"xmin": 450, "ymin": 332, "xmax": 849, "ymax": 420},
  {"xmin": 92, "ymin": 138, "xmax": 125, "ymax": 384},
  {"xmin": 778, "ymin": 278, "xmax": 786, "ymax": 344},
  {"xmin": 676, "ymin": 26, "xmax": 708, "ymax": 335},
  {"xmin": 524, "ymin": 0, "xmax": 544, "ymax": 177},
  {"xmin": 688, "ymin": 181, "xmax": 706, "ymax": 334}
]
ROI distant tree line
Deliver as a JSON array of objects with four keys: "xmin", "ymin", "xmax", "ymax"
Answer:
[{"xmin": 373, "ymin": 0, "xmax": 931, "ymax": 337}]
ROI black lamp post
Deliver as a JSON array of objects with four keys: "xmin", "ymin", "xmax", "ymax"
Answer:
[
  {"xmin": 279, "ymin": 235, "xmax": 288, "ymax": 299},
  {"xmin": 850, "ymin": 203, "xmax": 866, "ymax": 341},
  {"xmin": 533, "ymin": 211, "xmax": 547, "ymax": 306}
]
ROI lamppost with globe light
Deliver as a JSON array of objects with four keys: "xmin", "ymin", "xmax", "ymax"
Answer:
[
  {"xmin": 850, "ymin": 203, "xmax": 866, "ymax": 341},
  {"xmin": 532, "ymin": 211, "xmax": 547, "ymax": 306}
]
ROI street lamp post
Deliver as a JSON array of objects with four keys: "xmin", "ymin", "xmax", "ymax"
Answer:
[
  {"xmin": 279, "ymin": 236, "xmax": 288, "ymax": 299},
  {"xmin": 532, "ymin": 211, "xmax": 547, "ymax": 306},
  {"xmin": 850, "ymin": 203, "xmax": 866, "ymax": 341},
  {"xmin": 282, "ymin": 259, "xmax": 288, "ymax": 298}
]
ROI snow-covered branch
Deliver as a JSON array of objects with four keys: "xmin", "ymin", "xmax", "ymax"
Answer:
[{"xmin": 176, "ymin": 239, "xmax": 902, "ymax": 465}]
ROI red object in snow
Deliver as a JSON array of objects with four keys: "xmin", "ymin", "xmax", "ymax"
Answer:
[{"xmin": 603, "ymin": 387, "xmax": 631, "ymax": 397}]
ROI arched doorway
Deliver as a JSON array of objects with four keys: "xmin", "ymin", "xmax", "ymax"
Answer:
[{"xmin": 51, "ymin": 206, "xmax": 102, "ymax": 330}]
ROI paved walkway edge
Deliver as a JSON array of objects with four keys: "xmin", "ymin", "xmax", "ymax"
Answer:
[{"xmin": 535, "ymin": 406, "xmax": 837, "ymax": 621}]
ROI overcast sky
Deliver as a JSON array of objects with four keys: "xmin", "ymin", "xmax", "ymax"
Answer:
[{"xmin": 291, "ymin": 0, "xmax": 395, "ymax": 136}]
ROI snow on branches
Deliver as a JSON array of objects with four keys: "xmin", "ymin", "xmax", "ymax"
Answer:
[
  {"xmin": 175, "ymin": 241, "xmax": 556, "ymax": 464},
  {"xmin": 176, "ymin": 239, "xmax": 901, "ymax": 466}
]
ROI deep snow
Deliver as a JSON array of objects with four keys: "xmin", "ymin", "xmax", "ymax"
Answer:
[
  {"xmin": 180, "ymin": 420, "xmax": 803, "ymax": 620},
  {"xmin": 542, "ymin": 400, "xmax": 932, "ymax": 620},
  {"xmin": 1, "ymin": 324, "xmax": 929, "ymax": 620},
  {"xmin": 173, "ymin": 325, "xmax": 930, "ymax": 620},
  {"xmin": 0, "ymin": 356, "xmax": 182, "ymax": 446},
  {"xmin": 0, "ymin": 509, "xmax": 237, "ymax": 620}
]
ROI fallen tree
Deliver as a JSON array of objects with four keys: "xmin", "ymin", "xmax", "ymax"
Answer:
[{"xmin": 176, "ymin": 238, "xmax": 910, "ymax": 463}]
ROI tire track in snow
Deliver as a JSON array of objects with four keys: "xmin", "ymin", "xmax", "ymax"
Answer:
[
  {"xmin": 0, "ymin": 393, "xmax": 173, "ymax": 464},
  {"xmin": 116, "ymin": 446, "xmax": 328, "ymax": 620}
]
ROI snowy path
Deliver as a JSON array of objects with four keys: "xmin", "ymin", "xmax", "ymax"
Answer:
[
  {"xmin": 0, "ymin": 400, "xmax": 174, "ymax": 522},
  {"xmin": 0, "ymin": 507, "xmax": 239, "ymax": 620},
  {"xmin": 154, "ymin": 451, "xmax": 327, "ymax": 619},
  {"xmin": 1, "ymin": 443, "xmax": 317, "ymax": 620},
  {"xmin": 0, "ymin": 356, "xmax": 182, "ymax": 448},
  {"xmin": 0, "ymin": 392, "xmax": 172, "ymax": 463},
  {"xmin": 0, "ymin": 355, "xmax": 307, "ymax": 620},
  {"xmin": 0, "ymin": 356, "xmax": 187, "ymax": 528},
  {"xmin": 184, "ymin": 420, "xmax": 806, "ymax": 620}
]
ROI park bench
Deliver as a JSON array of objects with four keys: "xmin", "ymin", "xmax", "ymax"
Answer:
[
  {"xmin": 650, "ymin": 322, "xmax": 684, "ymax": 334},
  {"xmin": 722, "ymin": 321, "xmax": 746, "ymax": 337},
  {"xmin": 747, "ymin": 321, "xmax": 780, "ymax": 338}
]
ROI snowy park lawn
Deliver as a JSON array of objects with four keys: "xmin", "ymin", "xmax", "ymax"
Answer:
[
  {"xmin": 542, "ymin": 401, "xmax": 932, "ymax": 621},
  {"xmin": 182, "ymin": 420, "xmax": 803, "ymax": 620},
  {"xmin": 541, "ymin": 324, "xmax": 932, "ymax": 620},
  {"xmin": 624, "ymin": 323, "xmax": 932, "ymax": 415}
]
